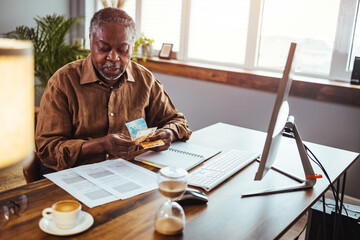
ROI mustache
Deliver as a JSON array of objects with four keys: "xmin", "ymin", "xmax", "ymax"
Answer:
[{"xmin": 102, "ymin": 62, "xmax": 123, "ymax": 71}]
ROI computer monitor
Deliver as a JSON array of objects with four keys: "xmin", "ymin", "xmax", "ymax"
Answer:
[
  {"xmin": 255, "ymin": 43, "xmax": 296, "ymax": 180},
  {"xmin": 242, "ymin": 42, "xmax": 321, "ymax": 197}
]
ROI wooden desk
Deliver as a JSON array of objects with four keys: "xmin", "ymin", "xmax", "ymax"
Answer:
[{"xmin": 0, "ymin": 123, "xmax": 358, "ymax": 239}]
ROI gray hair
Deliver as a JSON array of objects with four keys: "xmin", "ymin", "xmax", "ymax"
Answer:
[{"xmin": 89, "ymin": 7, "xmax": 136, "ymax": 43}]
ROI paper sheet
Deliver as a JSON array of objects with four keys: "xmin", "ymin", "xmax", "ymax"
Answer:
[
  {"xmin": 73, "ymin": 160, "xmax": 157, "ymax": 199},
  {"xmin": 45, "ymin": 159, "xmax": 157, "ymax": 208}
]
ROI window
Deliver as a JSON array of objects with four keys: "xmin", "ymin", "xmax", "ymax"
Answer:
[
  {"xmin": 188, "ymin": 0, "xmax": 250, "ymax": 65},
  {"xmin": 141, "ymin": 0, "xmax": 182, "ymax": 51},
  {"xmin": 259, "ymin": 0, "xmax": 340, "ymax": 76},
  {"xmin": 121, "ymin": 0, "xmax": 136, "ymax": 20},
  {"xmin": 92, "ymin": 0, "xmax": 358, "ymax": 82}
]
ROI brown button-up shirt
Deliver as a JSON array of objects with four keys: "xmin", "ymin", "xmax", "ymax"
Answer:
[{"xmin": 35, "ymin": 55, "xmax": 192, "ymax": 171}]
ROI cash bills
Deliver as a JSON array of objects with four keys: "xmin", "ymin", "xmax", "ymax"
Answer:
[
  {"xmin": 125, "ymin": 118, "xmax": 148, "ymax": 140},
  {"xmin": 126, "ymin": 118, "xmax": 165, "ymax": 149},
  {"xmin": 140, "ymin": 139, "xmax": 165, "ymax": 149}
]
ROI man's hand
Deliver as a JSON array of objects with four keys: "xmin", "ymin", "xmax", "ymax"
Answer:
[
  {"xmin": 145, "ymin": 129, "xmax": 176, "ymax": 152},
  {"xmin": 101, "ymin": 133, "xmax": 138, "ymax": 160}
]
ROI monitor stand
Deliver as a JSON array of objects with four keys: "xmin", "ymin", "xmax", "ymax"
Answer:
[{"xmin": 242, "ymin": 116, "xmax": 321, "ymax": 197}]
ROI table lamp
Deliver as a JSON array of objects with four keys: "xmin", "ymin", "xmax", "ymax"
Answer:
[{"xmin": 0, "ymin": 38, "xmax": 34, "ymax": 172}]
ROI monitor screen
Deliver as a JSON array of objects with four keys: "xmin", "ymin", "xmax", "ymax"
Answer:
[{"xmin": 254, "ymin": 42, "xmax": 297, "ymax": 181}]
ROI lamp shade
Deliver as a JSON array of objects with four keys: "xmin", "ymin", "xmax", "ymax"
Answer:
[{"xmin": 0, "ymin": 38, "xmax": 34, "ymax": 170}]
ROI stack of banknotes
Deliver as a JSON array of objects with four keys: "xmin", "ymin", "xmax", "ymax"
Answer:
[{"xmin": 125, "ymin": 118, "xmax": 165, "ymax": 149}]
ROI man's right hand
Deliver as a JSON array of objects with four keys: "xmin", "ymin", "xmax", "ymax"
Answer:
[
  {"xmin": 80, "ymin": 133, "xmax": 139, "ymax": 162},
  {"xmin": 101, "ymin": 133, "xmax": 139, "ymax": 160}
]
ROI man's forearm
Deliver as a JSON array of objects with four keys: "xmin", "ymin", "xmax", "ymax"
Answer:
[{"xmin": 78, "ymin": 137, "xmax": 106, "ymax": 161}]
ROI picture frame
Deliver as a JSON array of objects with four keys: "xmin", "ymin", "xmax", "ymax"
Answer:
[{"xmin": 158, "ymin": 43, "xmax": 173, "ymax": 59}]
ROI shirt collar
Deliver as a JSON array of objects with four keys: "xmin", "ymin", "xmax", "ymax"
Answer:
[
  {"xmin": 126, "ymin": 66, "xmax": 136, "ymax": 82},
  {"xmin": 80, "ymin": 54, "xmax": 135, "ymax": 85}
]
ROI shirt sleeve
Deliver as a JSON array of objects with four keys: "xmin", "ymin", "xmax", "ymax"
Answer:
[
  {"xmin": 35, "ymin": 74, "xmax": 86, "ymax": 171},
  {"xmin": 145, "ymin": 75, "xmax": 192, "ymax": 141}
]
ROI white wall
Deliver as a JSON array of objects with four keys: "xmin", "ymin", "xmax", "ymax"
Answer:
[
  {"xmin": 156, "ymin": 73, "xmax": 360, "ymax": 199},
  {"xmin": 0, "ymin": 0, "xmax": 69, "ymax": 34}
]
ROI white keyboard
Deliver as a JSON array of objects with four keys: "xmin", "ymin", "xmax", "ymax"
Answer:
[{"xmin": 188, "ymin": 149, "xmax": 260, "ymax": 191}]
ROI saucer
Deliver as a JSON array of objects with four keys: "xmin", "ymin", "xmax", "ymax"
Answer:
[{"xmin": 39, "ymin": 211, "xmax": 94, "ymax": 236}]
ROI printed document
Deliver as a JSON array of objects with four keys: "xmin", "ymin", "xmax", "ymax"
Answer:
[{"xmin": 45, "ymin": 159, "xmax": 157, "ymax": 208}]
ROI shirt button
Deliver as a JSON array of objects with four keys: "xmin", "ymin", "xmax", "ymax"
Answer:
[
  {"xmin": 110, "ymin": 86, "xmax": 113, "ymax": 89},
  {"xmin": 110, "ymin": 113, "xmax": 114, "ymax": 117}
]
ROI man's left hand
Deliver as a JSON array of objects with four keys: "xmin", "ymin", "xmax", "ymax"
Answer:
[{"xmin": 145, "ymin": 129, "xmax": 176, "ymax": 152}]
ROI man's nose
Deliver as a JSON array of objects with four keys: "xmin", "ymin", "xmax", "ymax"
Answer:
[{"xmin": 106, "ymin": 49, "xmax": 120, "ymax": 61}]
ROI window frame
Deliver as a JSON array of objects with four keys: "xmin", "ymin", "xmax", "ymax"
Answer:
[{"xmin": 329, "ymin": 0, "xmax": 359, "ymax": 81}]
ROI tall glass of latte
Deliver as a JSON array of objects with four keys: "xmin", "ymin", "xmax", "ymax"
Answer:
[{"xmin": 154, "ymin": 167, "xmax": 188, "ymax": 235}]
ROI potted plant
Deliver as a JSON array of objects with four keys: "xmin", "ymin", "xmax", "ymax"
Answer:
[
  {"xmin": 132, "ymin": 33, "xmax": 154, "ymax": 62},
  {"xmin": 3, "ymin": 14, "xmax": 89, "ymax": 103}
]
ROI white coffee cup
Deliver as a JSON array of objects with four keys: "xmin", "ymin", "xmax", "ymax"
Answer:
[{"xmin": 42, "ymin": 200, "xmax": 81, "ymax": 229}]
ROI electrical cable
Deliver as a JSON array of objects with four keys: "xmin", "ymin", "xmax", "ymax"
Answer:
[
  {"xmin": 283, "ymin": 127, "xmax": 354, "ymax": 239},
  {"xmin": 303, "ymin": 144, "xmax": 348, "ymax": 217},
  {"xmin": 294, "ymin": 221, "xmax": 307, "ymax": 240},
  {"xmin": 319, "ymin": 199, "xmax": 360, "ymax": 240},
  {"xmin": 339, "ymin": 172, "xmax": 347, "ymax": 215},
  {"xmin": 303, "ymin": 143, "xmax": 346, "ymax": 240},
  {"xmin": 282, "ymin": 129, "xmax": 347, "ymax": 215}
]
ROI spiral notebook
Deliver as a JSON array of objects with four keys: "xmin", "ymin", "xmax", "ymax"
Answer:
[{"xmin": 134, "ymin": 141, "xmax": 221, "ymax": 170}]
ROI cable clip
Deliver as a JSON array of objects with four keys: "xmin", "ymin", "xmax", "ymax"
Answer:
[{"xmin": 305, "ymin": 174, "xmax": 322, "ymax": 179}]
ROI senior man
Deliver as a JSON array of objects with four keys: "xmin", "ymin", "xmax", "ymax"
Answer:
[{"xmin": 35, "ymin": 8, "xmax": 191, "ymax": 175}]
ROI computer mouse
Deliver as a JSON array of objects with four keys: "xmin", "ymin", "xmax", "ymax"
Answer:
[{"xmin": 176, "ymin": 188, "xmax": 208, "ymax": 205}]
